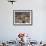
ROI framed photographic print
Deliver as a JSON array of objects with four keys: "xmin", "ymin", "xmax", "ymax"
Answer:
[{"xmin": 13, "ymin": 10, "xmax": 32, "ymax": 25}]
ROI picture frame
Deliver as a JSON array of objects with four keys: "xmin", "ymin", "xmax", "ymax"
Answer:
[{"xmin": 13, "ymin": 10, "xmax": 32, "ymax": 25}]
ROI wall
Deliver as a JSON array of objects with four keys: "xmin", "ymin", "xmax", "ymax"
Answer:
[{"xmin": 0, "ymin": 0, "xmax": 46, "ymax": 42}]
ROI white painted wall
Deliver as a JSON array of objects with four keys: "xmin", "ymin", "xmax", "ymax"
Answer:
[{"xmin": 0, "ymin": 0, "xmax": 46, "ymax": 42}]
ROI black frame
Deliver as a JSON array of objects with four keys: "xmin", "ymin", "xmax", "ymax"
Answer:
[{"xmin": 13, "ymin": 10, "xmax": 33, "ymax": 26}]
